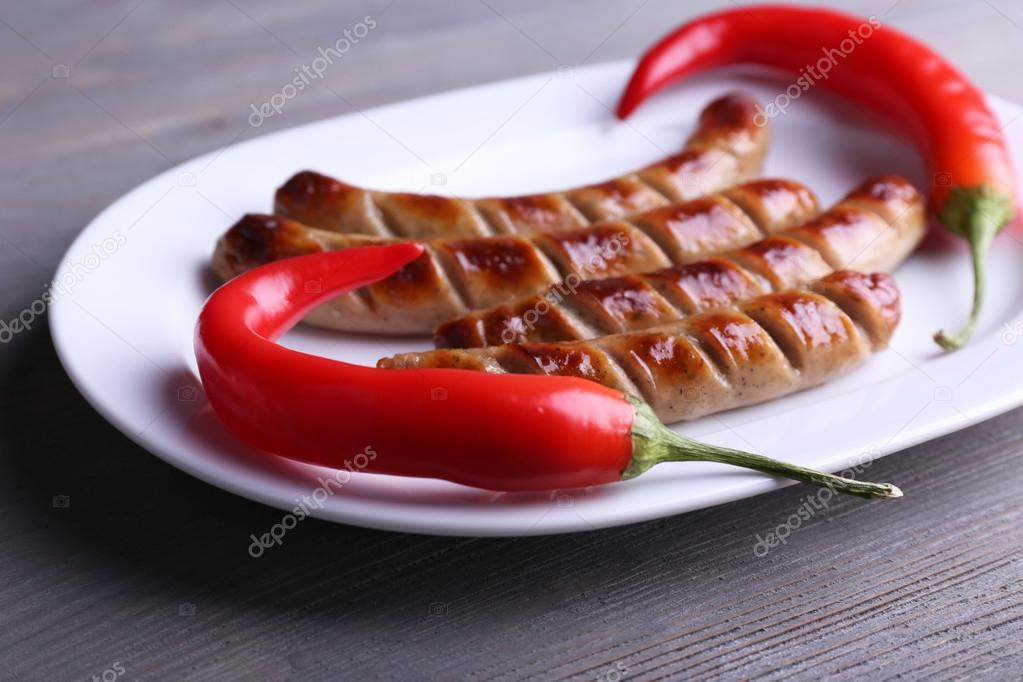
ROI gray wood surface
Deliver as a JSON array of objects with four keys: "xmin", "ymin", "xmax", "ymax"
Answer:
[{"xmin": 2, "ymin": 1, "xmax": 1022, "ymax": 679}]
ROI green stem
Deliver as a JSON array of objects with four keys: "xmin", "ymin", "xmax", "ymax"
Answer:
[
  {"xmin": 933, "ymin": 185, "xmax": 1014, "ymax": 352},
  {"xmin": 622, "ymin": 397, "xmax": 901, "ymax": 500}
]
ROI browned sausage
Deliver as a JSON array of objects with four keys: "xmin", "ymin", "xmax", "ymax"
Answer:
[
  {"xmin": 213, "ymin": 179, "xmax": 818, "ymax": 334},
  {"xmin": 273, "ymin": 93, "xmax": 769, "ymax": 238},
  {"xmin": 379, "ymin": 271, "xmax": 900, "ymax": 423},
  {"xmin": 435, "ymin": 175, "xmax": 923, "ymax": 347}
]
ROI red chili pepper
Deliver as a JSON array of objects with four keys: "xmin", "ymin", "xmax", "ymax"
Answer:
[
  {"xmin": 195, "ymin": 243, "xmax": 900, "ymax": 499},
  {"xmin": 616, "ymin": 4, "xmax": 1017, "ymax": 351}
]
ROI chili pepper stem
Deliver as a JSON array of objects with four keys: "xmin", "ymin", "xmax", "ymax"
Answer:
[
  {"xmin": 934, "ymin": 184, "xmax": 1015, "ymax": 351},
  {"xmin": 933, "ymin": 227, "xmax": 992, "ymax": 351},
  {"xmin": 621, "ymin": 397, "xmax": 902, "ymax": 499}
]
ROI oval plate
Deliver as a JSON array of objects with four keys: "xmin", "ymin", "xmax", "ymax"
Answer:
[{"xmin": 51, "ymin": 61, "xmax": 1023, "ymax": 536}]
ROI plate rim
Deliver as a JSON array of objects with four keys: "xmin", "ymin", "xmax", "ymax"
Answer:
[{"xmin": 49, "ymin": 59, "xmax": 1023, "ymax": 536}]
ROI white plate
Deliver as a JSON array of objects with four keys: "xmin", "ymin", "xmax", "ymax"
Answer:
[{"xmin": 51, "ymin": 61, "xmax": 1023, "ymax": 536}]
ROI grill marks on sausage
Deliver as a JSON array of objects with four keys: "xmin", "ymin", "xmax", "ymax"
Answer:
[
  {"xmin": 498, "ymin": 342, "xmax": 643, "ymax": 398},
  {"xmin": 567, "ymin": 277, "xmax": 681, "ymax": 333},
  {"xmin": 637, "ymin": 148, "xmax": 739, "ymax": 202},
  {"xmin": 725, "ymin": 236, "xmax": 831, "ymax": 291},
  {"xmin": 723, "ymin": 178, "xmax": 819, "ymax": 235},
  {"xmin": 435, "ymin": 175, "xmax": 923, "ymax": 348},
  {"xmin": 215, "ymin": 214, "xmax": 325, "ymax": 277},
  {"xmin": 435, "ymin": 236, "xmax": 560, "ymax": 310},
  {"xmin": 687, "ymin": 92, "xmax": 765, "ymax": 160},
  {"xmin": 739, "ymin": 292, "xmax": 859, "ymax": 376},
  {"xmin": 382, "ymin": 271, "xmax": 901, "ymax": 423},
  {"xmin": 842, "ymin": 173, "xmax": 923, "ymax": 226},
  {"xmin": 603, "ymin": 331, "xmax": 730, "ymax": 417},
  {"xmin": 631, "ymin": 196, "xmax": 762, "ymax": 264},
  {"xmin": 644, "ymin": 259, "xmax": 764, "ymax": 314},
  {"xmin": 216, "ymin": 176, "xmax": 817, "ymax": 334},
  {"xmin": 563, "ymin": 176, "xmax": 671, "ymax": 222},
  {"xmin": 785, "ymin": 207, "xmax": 884, "ymax": 269},
  {"xmin": 374, "ymin": 193, "xmax": 489, "ymax": 239},
  {"xmin": 809, "ymin": 270, "xmax": 901, "ymax": 347},
  {"xmin": 274, "ymin": 172, "xmax": 365, "ymax": 234},
  {"xmin": 369, "ymin": 247, "xmax": 464, "ymax": 313},
  {"xmin": 475, "ymin": 194, "xmax": 587, "ymax": 234},
  {"xmin": 786, "ymin": 175, "xmax": 926, "ymax": 273},
  {"xmin": 272, "ymin": 93, "xmax": 768, "ymax": 239},
  {"xmin": 427, "ymin": 177, "xmax": 811, "ymax": 316},
  {"xmin": 533, "ymin": 223, "xmax": 671, "ymax": 278}
]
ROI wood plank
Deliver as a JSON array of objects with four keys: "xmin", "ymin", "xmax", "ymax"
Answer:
[{"xmin": 1, "ymin": 0, "xmax": 1022, "ymax": 679}]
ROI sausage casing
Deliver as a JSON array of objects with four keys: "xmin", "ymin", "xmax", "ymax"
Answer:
[
  {"xmin": 379, "ymin": 270, "xmax": 901, "ymax": 423},
  {"xmin": 273, "ymin": 93, "xmax": 770, "ymax": 238},
  {"xmin": 435, "ymin": 175, "xmax": 923, "ymax": 347},
  {"xmin": 213, "ymin": 179, "xmax": 818, "ymax": 334}
]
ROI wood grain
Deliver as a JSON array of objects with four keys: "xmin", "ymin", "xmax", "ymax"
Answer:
[{"xmin": 1, "ymin": 0, "xmax": 1022, "ymax": 679}]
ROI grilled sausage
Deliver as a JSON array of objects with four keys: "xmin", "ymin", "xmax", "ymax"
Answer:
[
  {"xmin": 379, "ymin": 271, "xmax": 900, "ymax": 423},
  {"xmin": 435, "ymin": 175, "xmax": 923, "ymax": 347},
  {"xmin": 213, "ymin": 179, "xmax": 818, "ymax": 334},
  {"xmin": 273, "ymin": 93, "xmax": 769, "ymax": 238}
]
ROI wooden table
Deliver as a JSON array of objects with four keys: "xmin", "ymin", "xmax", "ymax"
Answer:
[{"xmin": 2, "ymin": 1, "xmax": 1022, "ymax": 679}]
